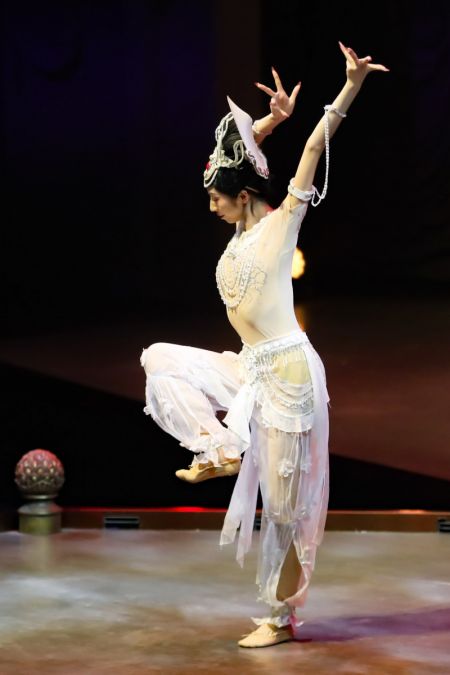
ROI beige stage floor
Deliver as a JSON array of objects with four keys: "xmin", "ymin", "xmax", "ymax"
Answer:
[{"xmin": 0, "ymin": 529, "xmax": 449, "ymax": 674}]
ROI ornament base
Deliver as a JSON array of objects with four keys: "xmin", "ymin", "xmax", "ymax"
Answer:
[{"xmin": 18, "ymin": 498, "xmax": 62, "ymax": 535}]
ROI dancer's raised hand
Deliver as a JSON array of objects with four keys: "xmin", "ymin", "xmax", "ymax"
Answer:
[
  {"xmin": 339, "ymin": 41, "xmax": 389, "ymax": 87},
  {"xmin": 255, "ymin": 68, "xmax": 301, "ymax": 122}
]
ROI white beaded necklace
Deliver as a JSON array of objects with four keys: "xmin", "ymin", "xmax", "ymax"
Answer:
[{"xmin": 216, "ymin": 220, "xmax": 265, "ymax": 309}]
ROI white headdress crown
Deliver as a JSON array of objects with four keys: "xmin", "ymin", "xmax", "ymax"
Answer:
[{"xmin": 203, "ymin": 96, "xmax": 269, "ymax": 188}]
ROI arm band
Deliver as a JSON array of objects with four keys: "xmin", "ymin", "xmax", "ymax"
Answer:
[{"xmin": 287, "ymin": 179, "xmax": 315, "ymax": 202}]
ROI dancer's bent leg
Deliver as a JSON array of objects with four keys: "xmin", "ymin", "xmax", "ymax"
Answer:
[{"xmin": 141, "ymin": 342, "xmax": 244, "ymax": 478}]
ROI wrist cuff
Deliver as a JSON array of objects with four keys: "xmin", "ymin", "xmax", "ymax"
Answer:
[{"xmin": 252, "ymin": 121, "xmax": 272, "ymax": 137}]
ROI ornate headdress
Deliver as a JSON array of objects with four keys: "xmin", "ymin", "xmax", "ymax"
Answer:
[{"xmin": 203, "ymin": 96, "xmax": 269, "ymax": 188}]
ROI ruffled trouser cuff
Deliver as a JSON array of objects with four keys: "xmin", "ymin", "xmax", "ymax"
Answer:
[
  {"xmin": 252, "ymin": 605, "xmax": 305, "ymax": 629},
  {"xmin": 185, "ymin": 434, "xmax": 241, "ymax": 467},
  {"xmin": 252, "ymin": 604, "xmax": 293, "ymax": 628}
]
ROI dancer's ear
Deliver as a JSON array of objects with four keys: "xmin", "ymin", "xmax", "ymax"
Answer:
[{"xmin": 238, "ymin": 190, "xmax": 250, "ymax": 205}]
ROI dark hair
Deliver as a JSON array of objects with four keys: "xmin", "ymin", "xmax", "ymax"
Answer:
[{"xmin": 210, "ymin": 118, "xmax": 276, "ymax": 206}]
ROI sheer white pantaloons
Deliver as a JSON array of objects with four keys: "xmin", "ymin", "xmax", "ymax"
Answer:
[
  {"xmin": 140, "ymin": 342, "xmax": 244, "ymax": 466},
  {"xmin": 140, "ymin": 332, "xmax": 329, "ymax": 626}
]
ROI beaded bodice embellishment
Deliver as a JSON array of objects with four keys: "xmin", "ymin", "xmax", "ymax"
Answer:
[{"xmin": 216, "ymin": 221, "xmax": 266, "ymax": 309}]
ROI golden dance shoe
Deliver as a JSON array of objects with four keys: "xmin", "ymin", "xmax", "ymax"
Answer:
[
  {"xmin": 175, "ymin": 459, "xmax": 241, "ymax": 483},
  {"xmin": 238, "ymin": 623, "xmax": 293, "ymax": 648}
]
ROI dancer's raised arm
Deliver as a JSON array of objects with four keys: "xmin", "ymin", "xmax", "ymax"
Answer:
[{"xmin": 289, "ymin": 42, "xmax": 388, "ymax": 206}]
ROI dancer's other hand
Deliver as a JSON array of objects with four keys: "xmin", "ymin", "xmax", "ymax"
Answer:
[{"xmin": 255, "ymin": 68, "xmax": 301, "ymax": 122}]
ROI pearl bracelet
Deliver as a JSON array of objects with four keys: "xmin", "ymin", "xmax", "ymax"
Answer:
[
  {"xmin": 252, "ymin": 122, "xmax": 272, "ymax": 137},
  {"xmin": 309, "ymin": 103, "xmax": 347, "ymax": 207},
  {"xmin": 288, "ymin": 180, "xmax": 315, "ymax": 202},
  {"xmin": 324, "ymin": 104, "xmax": 347, "ymax": 118}
]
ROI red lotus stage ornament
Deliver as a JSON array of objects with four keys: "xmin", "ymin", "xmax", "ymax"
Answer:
[
  {"xmin": 15, "ymin": 449, "xmax": 65, "ymax": 535},
  {"xmin": 15, "ymin": 448, "xmax": 65, "ymax": 497}
]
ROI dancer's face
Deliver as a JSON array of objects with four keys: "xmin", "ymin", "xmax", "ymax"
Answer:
[{"xmin": 208, "ymin": 187, "xmax": 247, "ymax": 224}]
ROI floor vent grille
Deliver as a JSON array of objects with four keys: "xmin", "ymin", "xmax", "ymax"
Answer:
[
  {"xmin": 437, "ymin": 518, "xmax": 450, "ymax": 533},
  {"xmin": 103, "ymin": 515, "xmax": 140, "ymax": 529}
]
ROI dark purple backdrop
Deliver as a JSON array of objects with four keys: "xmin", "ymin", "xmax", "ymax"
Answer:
[{"xmin": 2, "ymin": 0, "xmax": 449, "ymax": 335}]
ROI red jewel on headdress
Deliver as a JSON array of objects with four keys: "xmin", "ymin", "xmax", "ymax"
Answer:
[{"xmin": 205, "ymin": 161, "xmax": 211, "ymax": 170}]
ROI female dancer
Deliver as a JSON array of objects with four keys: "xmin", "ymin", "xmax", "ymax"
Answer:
[{"xmin": 141, "ymin": 42, "xmax": 388, "ymax": 647}]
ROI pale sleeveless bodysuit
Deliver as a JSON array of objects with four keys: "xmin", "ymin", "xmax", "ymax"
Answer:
[
  {"xmin": 216, "ymin": 198, "xmax": 313, "ymax": 391},
  {"xmin": 216, "ymin": 198, "xmax": 307, "ymax": 345}
]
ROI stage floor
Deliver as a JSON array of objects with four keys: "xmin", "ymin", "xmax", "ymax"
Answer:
[{"xmin": 0, "ymin": 529, "xmax": 449, "ymax": 674}]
